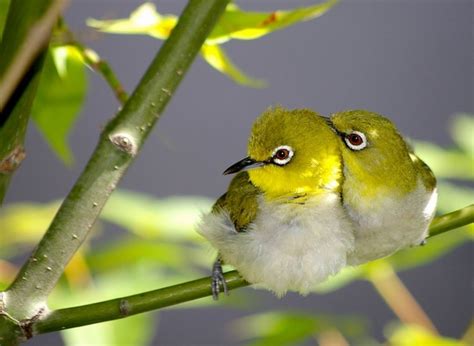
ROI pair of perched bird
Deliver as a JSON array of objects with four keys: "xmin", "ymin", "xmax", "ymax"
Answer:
[{"xmin": 198, "ymin": 107, "xmax": 437, "ymax": 298}]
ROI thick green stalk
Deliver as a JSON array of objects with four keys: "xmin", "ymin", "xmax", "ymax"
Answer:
[
  {"xmin": 0, "ymin": 0, "xmax": 65, "ymax": 204},
  {"xmin": 3, "ymin": 0, "xmax": 229, "ymax": 327},
  {"xmin": 30, "ymin": 204, "xmax": 474, "ymax": 335}
]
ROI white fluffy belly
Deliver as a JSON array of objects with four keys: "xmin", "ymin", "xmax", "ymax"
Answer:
[
  {"xmin": 346, "ymin": 182, "xmax": 437, "ymax": 265},
  {"xmin": 198, "ymin": 193, "xmax": 354, "ymax": 296}
]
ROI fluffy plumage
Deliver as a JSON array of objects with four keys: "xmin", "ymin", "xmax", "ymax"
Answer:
[
  {"xmin": 197, "ymin": 107, "xmax": 437, "ymax": 296},
  {"xmin": 199, "ymin": 191, "xmax": 354, "ymax": 296}
]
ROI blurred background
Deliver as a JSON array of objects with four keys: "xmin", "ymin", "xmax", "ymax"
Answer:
[{"xmin": 0, "ymin": 0, "xmax": 472, "ymax": 345}]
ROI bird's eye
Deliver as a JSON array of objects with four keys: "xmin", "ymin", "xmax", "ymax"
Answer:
[
  {"xmin": 271, "ymin": 145, "xmax": 294, "ymax": 166},
  {"xmin": 344, "ymin": 131, "xmax": 367, "ymax": 150}
]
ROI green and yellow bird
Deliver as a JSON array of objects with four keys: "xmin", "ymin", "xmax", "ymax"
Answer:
[{"xmin": 198, "ymin": 106, "xmax": 437, "ymax": 298}]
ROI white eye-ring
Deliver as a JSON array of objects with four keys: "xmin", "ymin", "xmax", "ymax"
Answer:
[
  {"xmin": 271, "ymin": 145, "xmax": 294, "ymax": 166},
  {"xmin": 344, "ymin": 131, "xmax": 367, "ymax": 151}
]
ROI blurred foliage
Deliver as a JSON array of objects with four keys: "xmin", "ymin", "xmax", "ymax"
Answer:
[
  {"xmin": 31, "ymin": 46, "xmax": 87, "ymax": 164},
  {"xmin": 414, "ymin": 113, "xmax": 474, "ymax": 181},
  {"xmin": 87, "ymin": 1, "xmax": 338, "ymax": 87},
  {"xmin": 385, "ymin": 324, "xmax": 468, "ymax": 346},
  {"xmin": 0, "ymin": 0, "xmax": 10, "ymax": 38},
  {"xmin": 231, "ymin": 311, "xmax": 371, "ymax": 346}
]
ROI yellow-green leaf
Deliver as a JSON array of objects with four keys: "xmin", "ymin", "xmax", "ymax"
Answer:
[
  {"xmin": 386, "ymin": 324, "xmax": 467, "ymax": 346},
  {"xmin": 207, "ymin": 0, "xmax": 339, "ymax": 44},
  {"xmin": 31, "ymin": 46, "xmax": 87, "ymax": 165},
  {"xmin": 87, "ymin": 1, "xmax": 338, "ymax": 87},
  {"xmin": 451, "ymin": 113, "xmax": 474, "ymax": 156},
  {"xmin": 201, "ymin": 44, "xmax": 266, "ymax": 87},
  {"xmin": 414, "ymin": 141, "xmax": 474, "ymax": 180},
  {"xmin": 86, "ymin": 2, "xmax": 177, "ymax": 40}
]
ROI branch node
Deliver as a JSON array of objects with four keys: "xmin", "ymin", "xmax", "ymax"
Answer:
[
  {"xmin": 108, "ymin": 132, "xmax": 137, "ymax": 156},
  {"xmin": 0, "ymin": 145, "xmax": 26, "ymax": 174},
  {"xmin": 119, "ymin": 299, "xmax": 131, "ymax": 316},
  {"xmin": 19, "ymin": 307, "xmax": 45, "ymax": 339},
  {"xmin": 0, "ymin": 292, "xmax": 5, "ymax": 312}
]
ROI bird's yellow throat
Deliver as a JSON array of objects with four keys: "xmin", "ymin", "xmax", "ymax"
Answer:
[{"xmin": 248, "ymin": 152, "xmax": 342, "ymax": 201}]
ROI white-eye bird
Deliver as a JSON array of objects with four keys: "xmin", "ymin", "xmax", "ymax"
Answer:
[
  {"xmin": 198, "ymin": 106, "xmax": 437, "ymax": 298},
  {"xmin": 330, "ymin": 110, "xmax": 437, "ymax": 265}
]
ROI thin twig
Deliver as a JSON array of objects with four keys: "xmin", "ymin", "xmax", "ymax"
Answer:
[
  {"xmin": 72, "ymin": 41, "xmax": 128, "ymax": 104},
  {"xmin": 52, "ymin": 23, "xmax": 128, "ymax": 105}
]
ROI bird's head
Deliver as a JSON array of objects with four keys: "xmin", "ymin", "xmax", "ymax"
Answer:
[
  {"xmin": 329, "ymin": 109, "xmax": 417, "ymax": 197},
  {"xmin": 223, "ymin": 107, "xmax": 342, "ymax": 200}
]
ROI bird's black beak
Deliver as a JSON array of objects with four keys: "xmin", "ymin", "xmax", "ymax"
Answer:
[{"xmin": 223, "ymin": 156, "xmax": 264, "ymax": 175}]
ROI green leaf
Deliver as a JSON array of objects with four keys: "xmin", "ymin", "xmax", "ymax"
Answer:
[
  {"xmin": 61, "ymin": 313, "xmax": 155, "ymax": 346},
  {"xmin": 314, "ymin": 266, "xmax": 364, "ymax": 294},
  {"xmin": 0, "ymin": 200, "xmax": 60, "ymax": 254},
  {"xmin": 59, "ymin": 267, "xmax": 157, "ymax": 346},
  {"xmin": 31, "ymin": 46, "xmax": 87, "ymax": 165},
  {"xmin": 232, "ymin": 311, "xmax": 368, "ymax": 346},
  {"xmin": 101, "ymin": 189, "xmax": 213, "ymax": 240},
  {"xmin": 386, "ymin": 324, "xmax": 467, "ymax": 346},
  {"xmin": 87, "ymin": 1, "xmax": 338, "ymax": 87},
  {"xmin": 201, "ymin": 44, "xmax": 266, "ymax": 87},
  {"xmin": 86, "ymin": 2, "xmax": 177, "ymax": 39},
  {"xmin": 86, "ymin": 238, "xmax": 189, "ymax": 272},
  {"xmin": 379, "ymin": 226, "xmax": 471, "ymax": 272},
  {"xmin": 451, "ymin": 113, "xmax": 474, "ymax": 156},
  {"xmin": 0, "ymin": 191, "xmax": 213, "ymax": 255},
  {"xmin": 414, "ymin": 141, "xmax": 474, "ymax": 180},
  {"xmin": 437, "ymin": 182, "xmax": 474, "ymax": 214},
  {"xmin": 0, "ymin": 0, "xmax": 10, "ymax": 38},
  {"xmin": 207, "ymin": 0, "xmax": 339, "ymax": 44}
]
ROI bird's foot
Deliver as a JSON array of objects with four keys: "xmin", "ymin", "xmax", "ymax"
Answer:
[{"xmin": 211, "ymin": 258, "xmax": 228, "ymax": 300}]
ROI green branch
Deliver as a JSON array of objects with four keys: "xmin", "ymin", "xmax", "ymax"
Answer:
[
  {"xmin": 427, "ymin": 204, "xmax": 474, "ymax": 237},
  {"xmin": 1, "ymin": 0, "xmax": 230, "ymax": 339},
  {"xmin": 30, "ymin": 204, "xmax": 474, "ymax": 335},
  {"xmin": 34, "ymin": 271, "xmax": 247, "ymax": 334}
]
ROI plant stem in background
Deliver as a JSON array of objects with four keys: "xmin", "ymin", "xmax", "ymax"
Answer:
[
  {"xmin": 56, "ymin": 29, "xmax": 129, "ymax": 104},
  {"xmin": 0, "ymin": 0, "xmax": 66, "ymax": 204},
  {"xmin": 367, "ymin": 262, "xmax": 438, "ymax": 334},
  {"xmin": 0, "ymin": 0, "xmax": 67, "ymax": 110},
  {"xmin": 30, "ymin": 205, "xmax": 474, "ymax": 335},
  {"xmin": 74, "ymin": 43, "xmax": 128, "ymax": 104},
  {"xmin": 2, "ymin": 0, "xmax": 229, "ymax": 332}
]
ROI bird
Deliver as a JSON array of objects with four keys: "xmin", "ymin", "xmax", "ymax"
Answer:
[
  {"xmin": 330, "ymin": 110, "xmax": 437, "ymax": 265},
  {"xmin": 197, "ymin": 106, "xmax": 437, "ymax": 299}
]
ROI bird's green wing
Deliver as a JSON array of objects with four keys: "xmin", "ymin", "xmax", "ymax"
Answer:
[
  {"xmin": 410, "ymin": 152, "xmax": 437, "ymax": 191},
  {"xmin": 212, "ymin": 171, "xmax": 260, "ymax": 232}
]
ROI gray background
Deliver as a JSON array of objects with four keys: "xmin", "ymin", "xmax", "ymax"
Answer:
[{"xmin": 5, "ymin": 0, "xmax": 472, "ymax": 344}]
